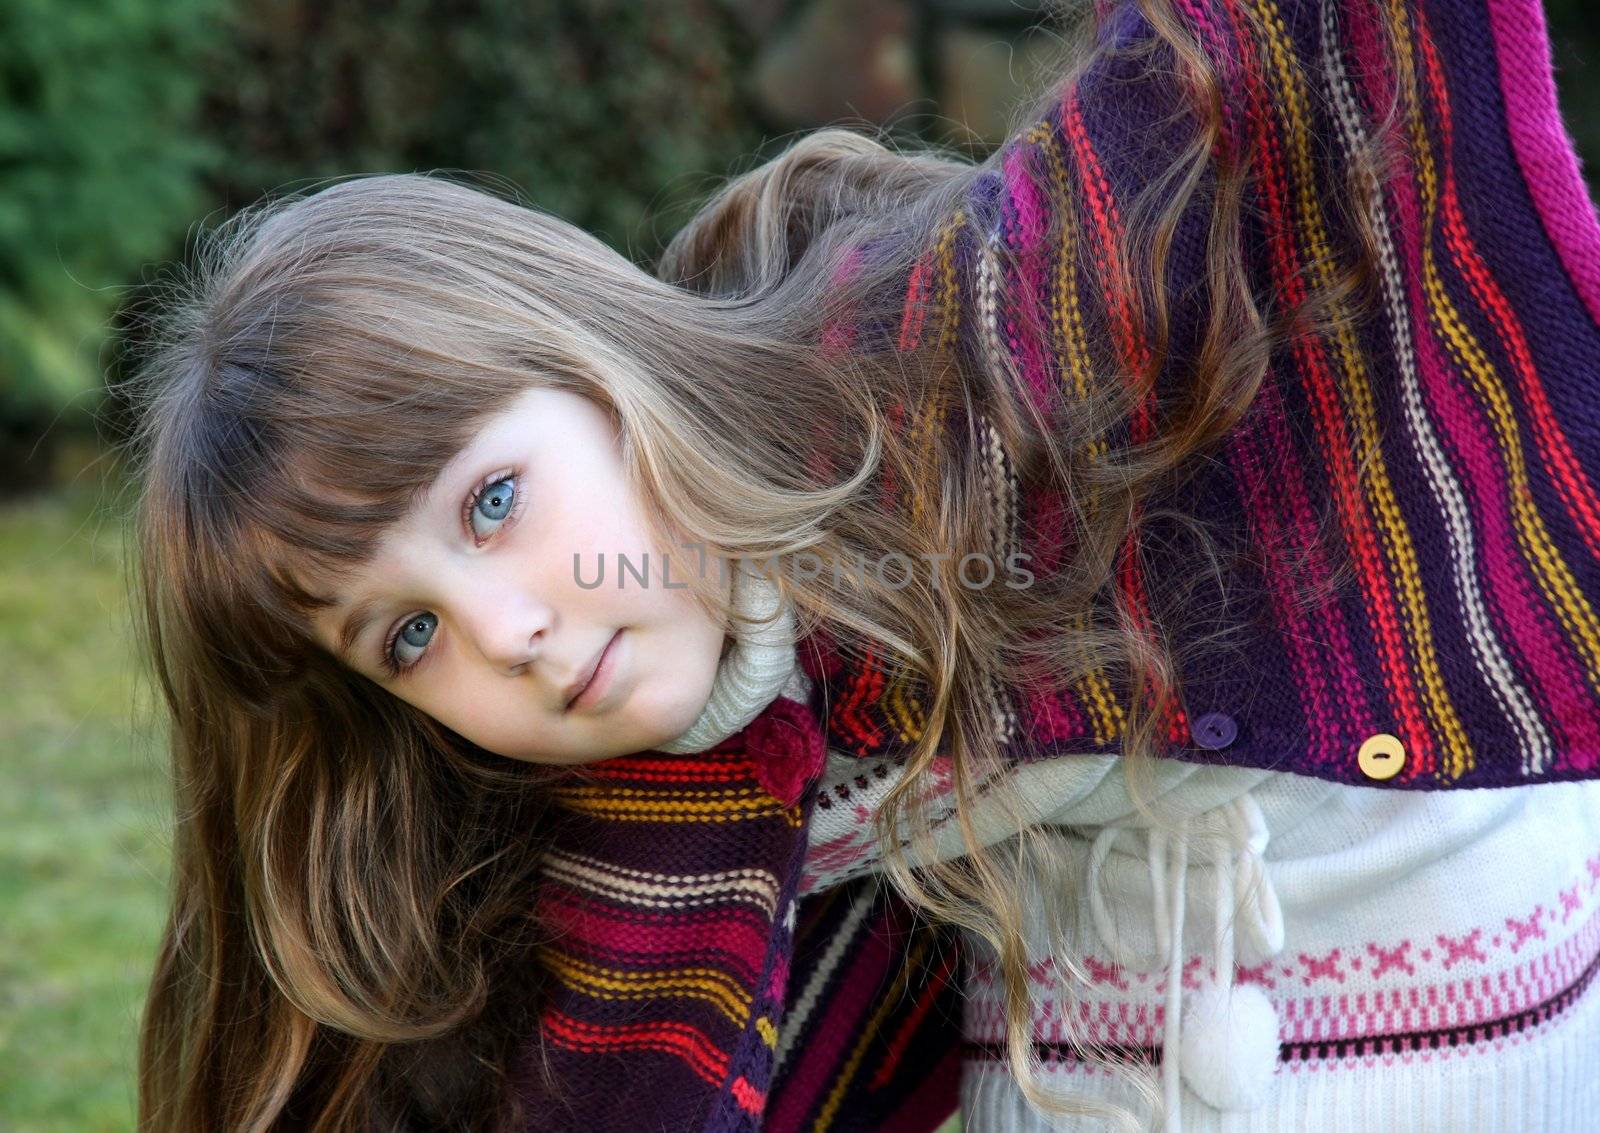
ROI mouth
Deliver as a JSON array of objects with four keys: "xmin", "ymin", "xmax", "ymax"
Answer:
[{"xmin": 563, "ymin": 630, "xmax": 620, "ymax": 712}]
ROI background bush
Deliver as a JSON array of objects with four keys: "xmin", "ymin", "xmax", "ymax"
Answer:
[
  {"xmin": 0, "ymin": 0, "xmax": 225, "ymax": 490},
  {"xmin": 3, "ymin": 0, "xmax": 1597, "ymax": 495}
]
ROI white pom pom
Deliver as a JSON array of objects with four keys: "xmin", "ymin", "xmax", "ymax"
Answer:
[{"xmin": 1177, "ymin": 982, "xmax": 1280, "ymax": 1111}]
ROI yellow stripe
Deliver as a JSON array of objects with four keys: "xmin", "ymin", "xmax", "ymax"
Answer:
[
  {"xmin": 1378, "ymin": 0, "xmax": 1600, "ymax": 769},
  {"xmin": 883, "ymin": 662, "xmax": 927, "ymax": 746},
  {"xmin": 937, "ymin": 208, "xmax": 965, "ymax": 355},
  {"xmin": 537, "ymin": 947, "xmax": 752, "ymax": 1028},
  {"xmin": 1250, "ymin": 0, "xmax": 1472, "ymax": 778},
  {"xmin": 906, "ymin": 214, "xmax": 963, "ymax": 532},
  {"xmin": 1029, "ymin": 120, "xmax": 1127, "ymax": 746},
  {"xmin": 882, "ymin": 212, "xmax": 970, "ymax": 747},
  {"xmin": 1029, "ymin": 122, "xmax": 1096, "ymax": 401},
  {"xmin": 812, "ymin": 933, "xmax": 931, "ymax": 1130},
  {"xmin": 552, "ymin": 786, "xmax": 791, "ymax": 823}
]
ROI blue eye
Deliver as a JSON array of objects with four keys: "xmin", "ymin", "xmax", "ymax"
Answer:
[
  {"xmin": 469, "ymin": 475, "xmax": 517, "ymax": 541},
  {"xmin": 377, "ymin": 468, "xmax": 525, "ymax": 679},
  {"xmin": 385, "ymin": 612, "xmax": 438, "ymax": 673}
]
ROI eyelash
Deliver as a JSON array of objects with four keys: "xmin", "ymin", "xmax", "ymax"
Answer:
[{"xmin": 377, "ymin": 466, "xmax": 524, "ymax": 679}]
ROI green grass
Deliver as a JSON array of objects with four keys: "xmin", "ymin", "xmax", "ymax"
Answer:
[
  {"xmin": 0, "ymin": 469, "xmax": 169, "ymax": 1132},
  {"xmin": 0, "ymin": 470, "xmax": 968, "ymax": 1132}
]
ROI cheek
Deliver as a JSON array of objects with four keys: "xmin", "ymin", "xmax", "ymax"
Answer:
[
  {"xmin": 424, "ymin": 679, "xmax": 541, "ymax": 753},
  {"xmin": 547, "ymin": 503, "xmax": 654, "ymax": 588},
  {"xmin": 403, "ymin": 651, "xmax": 513, "ymax": 718},
  {"xmin": 583, "ymin": 473, "xmax": 687, "ymax": 563}
]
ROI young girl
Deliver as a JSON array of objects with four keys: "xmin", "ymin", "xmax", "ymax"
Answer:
[{"xmin": 124, "ymin": 0, "xmax": 1600, "ymax": 1128}]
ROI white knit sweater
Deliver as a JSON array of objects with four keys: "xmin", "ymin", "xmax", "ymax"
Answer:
[
  {"xmin": 802, "ymin": 743, "xmax": 1600, "ymax": 1132},
  {"xmin": 660, "ymin": 571, "xmax": 1600, "ymax": 1131}
]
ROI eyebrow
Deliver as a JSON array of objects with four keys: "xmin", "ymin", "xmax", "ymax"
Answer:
[{"xmin": 336, "ymin": 596, "xmax": 384, "ymax": 668}]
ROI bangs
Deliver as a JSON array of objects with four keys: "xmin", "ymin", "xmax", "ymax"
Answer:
[
  {"xmin": 154, "ymin": 373, "xmax": 492, "ymax": 693},
  {"xmin": 227, "ymin": 423, "xmax": 471, "ymax": 628},
  {"xmin": 173, "ymin": 350, "xmax": 526, "ymax": 628}
]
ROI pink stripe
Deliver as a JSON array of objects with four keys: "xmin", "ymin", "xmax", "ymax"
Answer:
[
  {"xmin": 801, "ymin": 834, "xmax": 879, "ymax": 890},
  {"xmin": 541, "ymin": 890, "xmax": 769, "ymax": 979},
  {"xmin": 1002, "ymin": 146, "xmax": 1057, "ymax": 413},
  {"xmin": 767, "ymin": 953, "xmax": 789, "ymax": 1001},
  {"xmin": 964, "ymin": 891, "xmax": 1600, "ymax": 1041},
  {"xmin": 1013, "ymin": 484, "xmax": 1096, "ymax": 743},
  {"xmin": 1486, "ymin": 0, "xmax": 1600, "ymax": 328},
  {"xmin": 820, "ymin": 244, "xmax": 868, "ymax": 360},
  {"xmin": 833, "ymin": 243, "xmax": 866, "ymax": 286},
  {"xmin": 1348, "ymin": 2, "xmax": 1600, "ymax": 768}
]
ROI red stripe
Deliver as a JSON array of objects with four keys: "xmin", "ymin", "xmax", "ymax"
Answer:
[
  {"xmin": 729, "ymin": 1074, "xmax": 768, "ymax": 1116},
  {"xmin": 1220, "ymin": 0, "xmax": 1427, "ymax": 774},
  {"xmin": 542, "ymin": 1010, "xmax": 731, "ymax": 1087},
  {"xmin": 835, "ymin": 639, "xmax": 889, "ymax": 753},
  {"xmin": 867, "ymin": 941, "xmax": 958, "ymax": 1090},
  {"xmin": 897, "ymin": 248, "xmax": 933, "ymax": 352},
  {"xmin": 1062, "ymin": 90, "xmax": 1188, "ymax": 746}
]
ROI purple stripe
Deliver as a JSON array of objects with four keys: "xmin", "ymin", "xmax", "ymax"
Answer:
[
  {"xmin": 1227, "ymin": 390, "xmax": 1364, "ymax": 770},
  {"xmin": 1347, "ymin": 1, "xmax": 1600, "ymax": 773}
]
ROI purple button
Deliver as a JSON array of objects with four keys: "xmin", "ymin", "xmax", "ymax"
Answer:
[{"xmin": 1191, "ymin": 711, "xmax": 1238, "ymax": 750}]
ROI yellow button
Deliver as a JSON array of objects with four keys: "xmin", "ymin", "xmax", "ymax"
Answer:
[{"xmin": 1357, "ymin": 733, "xmax": 1406, "ymax": 781}]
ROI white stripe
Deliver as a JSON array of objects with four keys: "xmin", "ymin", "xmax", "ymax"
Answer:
[
  {"xmin": 981, "ymin": 413, "xmax": 1022, "ymax": 747},
  {"xmin": 978, "ymin": 232, "xmax": 1016, "ymax": 397},
  {"xmin": 773, "ymin": 881, "xmax": 878, "ymax": 1074},
  {"xmin": 1319, "ymin": 0, "xmax": 1551, "ymax": 775},
  {"xmin": 542, "ymin": 850, "xmax": 780, "ymax": 914}
]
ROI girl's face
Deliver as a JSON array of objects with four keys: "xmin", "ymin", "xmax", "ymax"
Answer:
[{"xmin": 306, "ymin": 386, "xmax": 733, "ymax": 765}]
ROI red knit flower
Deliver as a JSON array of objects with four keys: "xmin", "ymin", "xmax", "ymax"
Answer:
[{"xmin": 742, "ymin": 695, "xmax": 827, "ymax": 807}]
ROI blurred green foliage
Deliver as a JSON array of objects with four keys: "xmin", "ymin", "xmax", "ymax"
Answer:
[
  {"xmin": 3, "ymin": 0, "xmax": 1600, "ymax": 490},
  {"xmin": 0, "ymin": 472, "xmax": 168, "ymax": 1130},
  {"xmin": 192, "ymin": 0, "xmax": 767, "ymax": 259},
  {"xmin": 0, "ymin": 0, "xmax": 226, "ymax": 473},
  {"xmin": 6, "ymin": 0, "xmax": 783, "ymax": 490}
]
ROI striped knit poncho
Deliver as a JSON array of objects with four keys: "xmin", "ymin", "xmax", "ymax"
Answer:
[{"xmin": 507, "ymin": 0, "xmax": 1600, "ymax": 1126}]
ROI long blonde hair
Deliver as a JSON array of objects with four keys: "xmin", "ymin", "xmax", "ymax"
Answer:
[
  {"xmin": 654, "ymin": 0, "xmax": 1407, "ymax": 1124},
  {"xmin": 122, "ymin": 0, "xmax": 1408, "ymax": 1126}
]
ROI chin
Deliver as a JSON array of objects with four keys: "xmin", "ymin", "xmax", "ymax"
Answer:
[{"xmin": 639, "ymin": 667, "xmax": 719, "ymax": 745}]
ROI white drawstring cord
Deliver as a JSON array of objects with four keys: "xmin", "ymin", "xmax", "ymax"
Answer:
[
  {"xmin": 1085, "ymin": 793, "xmax": 1286, "ymax": 1130},
  {"xmin": 1159, "ymin": 816, "xmax": 1190, "ymax": 1133},
  {"xmin": 1227, "ymin": 794, "xmax": 1284, "ymax": 962}
]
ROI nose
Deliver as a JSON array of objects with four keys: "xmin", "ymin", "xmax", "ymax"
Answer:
[{"xmin": 455, "ymin": 580, "xmax": 552, "ymax": 675}]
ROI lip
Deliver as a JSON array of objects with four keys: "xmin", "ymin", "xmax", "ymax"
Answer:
[{"xmin": 563, "ymin": 630, "xmax": 621, "ymax": 712}]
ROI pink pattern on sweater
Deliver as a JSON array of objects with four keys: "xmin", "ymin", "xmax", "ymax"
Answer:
[
  {"xmin": 1486, "ymin": 0, "xmax": 1600, "ymax": 329},
  {"xmin": 963, "ymin": 860, "xmax": 1600, "ymax": 1055}
]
